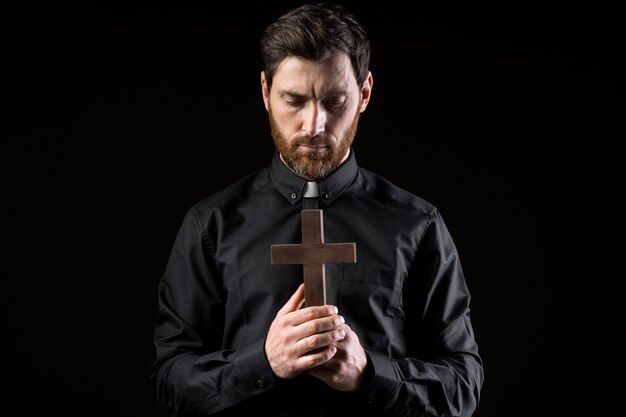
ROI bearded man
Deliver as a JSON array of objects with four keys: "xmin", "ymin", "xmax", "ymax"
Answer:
[{"xmin": 150, "ymin": 3, "xmax": 484, "ymax": 417}]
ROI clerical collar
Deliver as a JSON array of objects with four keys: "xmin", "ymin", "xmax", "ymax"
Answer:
[
  {"xmin": 269, "ymin": 148, "xmax": 359, "ymax": 205},
  {"xmin": 303, "ymin": 182, "xmax": 319, "ymax": 198}
]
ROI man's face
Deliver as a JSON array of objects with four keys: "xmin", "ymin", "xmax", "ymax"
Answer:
[{"xmin": 262, "ymin": 51, "xmax": 372, "ymax": 180}]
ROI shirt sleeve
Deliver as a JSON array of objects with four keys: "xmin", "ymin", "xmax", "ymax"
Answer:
[
  {"xmin": 149, "ymin": 208, "xmax": 276, "ymax": 416},
  {"xmin": 353, "ymin": 209, "xmax": 484, "ymax": 417}
]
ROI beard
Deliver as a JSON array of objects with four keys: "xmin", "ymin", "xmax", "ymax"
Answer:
[{"xmin": 269, "ymin": 105, "xmax": 360, "ymax": 181}]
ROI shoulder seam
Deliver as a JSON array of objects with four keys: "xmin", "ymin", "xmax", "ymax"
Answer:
[
  {"xmin": 355, "ymin": 169, "xmax": 435, "ymax": 216},
  {"xmin": 189, "ymin": 205, "xmax": 216, "ymax": 259}
]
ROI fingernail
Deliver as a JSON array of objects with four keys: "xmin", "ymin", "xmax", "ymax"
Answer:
[
  {"xmin": 338, "ymin": 329, "xmax": 345, "ymax": 338},
  {"xmin": 338, "ymin": 315, "xmax": 345, "ymax": 324},
  {"xmin": 332, "ymin": 306, "xmax": 339, "ymax": 314},
  {"xmin": 330, "ymin": 346, "xmax": 337, "ymax": 355}
]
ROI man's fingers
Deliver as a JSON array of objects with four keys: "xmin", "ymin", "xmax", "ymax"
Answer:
[
  {"xmin": 293, "ymin": 326, "xmax": 346, "ymax": 356},
  {"xmin": 276, "ymin": 283, "xmax": 342, "ymax": 333},
  {"xmin": 276, "ymin": 283, "xmax": 305, "ymax": 316},
  {"xmin": 298, "ymin": 346, "xmax": 338, "ymax": 371}
]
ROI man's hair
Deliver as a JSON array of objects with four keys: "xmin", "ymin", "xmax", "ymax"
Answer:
[{"xmin": 260, "ymin": 2, "xmax": 370, "ymax": 90}]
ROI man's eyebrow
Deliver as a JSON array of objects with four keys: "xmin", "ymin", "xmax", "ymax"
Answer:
[
  {"xmin": 278, "ymin": 89, "xmax": 348, "ymax": 99},
  {"xmin": 279, "ymin": 90, "xmax": 307, "ymax": 99},
  {"xmin": 322, "ymin": 89, "xmax": 348, "ymax": 97}
]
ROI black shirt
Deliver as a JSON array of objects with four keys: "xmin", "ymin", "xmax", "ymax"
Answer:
[{"xmin": 150, "ymin": 149, "xmax": 484, "ymax": 416}]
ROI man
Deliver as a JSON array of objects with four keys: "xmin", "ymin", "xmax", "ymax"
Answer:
[{"xmin": 150, "ymin": 3, "xmax": 483, "ymax": 416}]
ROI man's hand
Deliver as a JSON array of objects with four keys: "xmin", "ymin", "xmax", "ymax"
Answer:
[
  {"xmin": 306, "ymin": 322, "xmax": 369, "ymax": 392},
  {"xmin": 265, "ymin": 284, "xmax": 346, "ymax": 379}
]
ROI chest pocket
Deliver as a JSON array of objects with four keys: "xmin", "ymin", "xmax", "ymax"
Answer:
[{"xmin": 337, "ymin": 266, "xmax": 404, "ymax": 348}]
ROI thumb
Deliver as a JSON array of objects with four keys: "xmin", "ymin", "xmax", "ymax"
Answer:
[{"xmin": 276, "ymin": 283, "xmax": 305, "ymax": 316}]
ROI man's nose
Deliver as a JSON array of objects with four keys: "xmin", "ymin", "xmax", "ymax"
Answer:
[{"xmin": 302, "ymin": 102, "xmax": 327, "ymax": 137}]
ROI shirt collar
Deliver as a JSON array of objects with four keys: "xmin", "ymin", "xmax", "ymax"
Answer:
[{"xmin": 269, "ymin": 148, "xmax": 359, "ymax": 205}]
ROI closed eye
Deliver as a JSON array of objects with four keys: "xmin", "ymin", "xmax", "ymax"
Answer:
[{"xmin": 323, "ymin": 96, "xmax": 347, "ymax": 109}]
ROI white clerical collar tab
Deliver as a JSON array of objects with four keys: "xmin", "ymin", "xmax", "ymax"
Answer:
[{"xmin": 303, "ymin": 182, "xmax": 319, "ymax": 198}]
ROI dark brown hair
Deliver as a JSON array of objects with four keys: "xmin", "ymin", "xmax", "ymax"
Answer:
[{"xmin": 260, "ymin": 2, "xmax": 370, "ymax": 90}]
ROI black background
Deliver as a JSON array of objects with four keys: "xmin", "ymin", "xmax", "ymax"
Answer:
[{"xmin": 4, "ymin": 1, "xmax": 625, "ymax": 416}]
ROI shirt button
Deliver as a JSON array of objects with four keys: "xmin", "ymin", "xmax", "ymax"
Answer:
[
  {"xmin": 323, "ymin": 192, "xmax": 331, "ymax": 199},
  {"xmin": 290, "ymin": 192, "xmax": 297, "ymax": 199},
  {"xmin": 255, "ymin": 378, "xmax": 266, "ymax": 388}
]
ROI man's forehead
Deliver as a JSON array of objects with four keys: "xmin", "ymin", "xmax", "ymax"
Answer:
[{"xmin": 272, "ymin": 54, "xmax": 356, "ymax": 95}]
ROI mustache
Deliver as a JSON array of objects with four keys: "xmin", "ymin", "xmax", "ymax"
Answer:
[{"xmin": 292, "ymin": 135, "xmax": 332, "ymax": 146}]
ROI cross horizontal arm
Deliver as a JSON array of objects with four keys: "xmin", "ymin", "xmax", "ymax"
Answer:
[{"xmin": 271, "ymin": 243, "xmax": 356, "ymax": 265}]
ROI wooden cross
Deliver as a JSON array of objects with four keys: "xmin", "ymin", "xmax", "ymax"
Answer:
[{"xmin": 271, "ymin": 209, "xmax": 357, "ymax": 306}]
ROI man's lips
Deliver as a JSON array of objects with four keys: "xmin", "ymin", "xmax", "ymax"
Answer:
[{"xmin": 298, "ymin": 144, "xmax": 329, "ymax": 153}]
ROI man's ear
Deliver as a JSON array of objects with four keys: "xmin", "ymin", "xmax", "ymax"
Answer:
[
  {"xmin": 261, "ymin": 71, "xmax": 270, "ymax": 111},
  {"xmin": 358, "ymin": 71, "xmax": 373, "ymax": 113}
]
